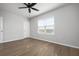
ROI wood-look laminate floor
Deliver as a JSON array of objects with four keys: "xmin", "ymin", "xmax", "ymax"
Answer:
[{"xmin": 0, "ymin": 38, "xmax": 79, "ymax": 56}]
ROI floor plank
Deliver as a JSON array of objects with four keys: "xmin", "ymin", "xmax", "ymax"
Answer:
[{"xmin": 0, "ymin": 38, "xmax": 79, "ymax": 56}]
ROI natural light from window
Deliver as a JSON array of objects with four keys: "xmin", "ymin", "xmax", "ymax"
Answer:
[{"xmin": 38, "ymin": 17, "xmax": 54, "ymax": 35}]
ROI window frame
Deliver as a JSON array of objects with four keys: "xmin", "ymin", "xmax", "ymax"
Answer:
[{"xmin": 37, "ymin": 17, "xmax": 55, "ymax": 35}]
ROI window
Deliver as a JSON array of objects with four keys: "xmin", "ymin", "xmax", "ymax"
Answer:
[{"xmin": 38, "ymin": 17, "xmax": 54, "ymax": 35}]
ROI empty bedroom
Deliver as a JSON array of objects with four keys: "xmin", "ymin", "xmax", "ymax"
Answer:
[{"xmin": 0, "ymin": 3, "xmax": 79, "ymax": 56}]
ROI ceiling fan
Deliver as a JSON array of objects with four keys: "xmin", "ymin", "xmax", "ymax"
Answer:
[{"xmin": 19, "ymin": 3, "xmax": 39, "ymax": 13}]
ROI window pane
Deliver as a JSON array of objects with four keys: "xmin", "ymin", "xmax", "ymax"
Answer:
[
  {"xmin": 39, "ymin": 29, "xmax": 45, "ymax": 32},
  {"xmin": 38, "ymin": 17, "xmax": 54, "ymax": 26},
  {"xmin": 38, "ymin": 16, "xmax": 54, "ymax": 34},
  {"xmin": 38, "ymin": 26, "xmax": 45, "ymax": 33},
  {"xmin": 46, "ymin": 29, "xmax": 54, "ymax": 33},
  {"xmin": 46, "ymin": 25, "xmax": 54, "ymax": 29},
  {"xmin": 46, "ymin": 26, "xmax": 54, "ymax": 33},
  {"xmin": 38, "ymin": 26, "xmax": 44, "ymax": 29},
  {"xmin": 38, "ymin": 20, "xmax": 46, "ymax": 26},
  {"xmin": 46, "ymin": 17, "xmax": 54, "ymax": 26}
]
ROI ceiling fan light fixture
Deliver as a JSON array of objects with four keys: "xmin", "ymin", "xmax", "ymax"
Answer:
[{"xmin": 19, "ymin": 3, "xmax": 39, "ymax": 13}]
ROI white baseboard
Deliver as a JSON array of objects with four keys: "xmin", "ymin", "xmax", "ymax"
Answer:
[
  {"xmin": 31, "ymin": 36, "xmax": 79, "ymax": 49},
  {"xmin": 0, "ymin": 37, "xmax": 30, "ymax": 43},
  {"xmin": 1, "ymin": 36, "xmax": 79, "ymax": 49}
]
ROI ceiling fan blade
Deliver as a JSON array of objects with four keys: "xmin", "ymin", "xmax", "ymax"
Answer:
[
  {"xmin": 30, "ymin": 3, "xmax": 37, "ymax": 7},
  {"xmin": 24, "ymin": 3, "xmax": 28, "ymax": 7},
  {"xmin": 28, "ymin": 8, "xmax": 31, "ymax": 13},
  {"xmin": 28, "ymin": 3, "xmax": 31, "ymax": 5},
  {"xmin": 19, "ymin": 7, "xmax": 27, "ymax": 9},
  {"xmin": 31, "ymin": 8, "xmax": 39, "ymax": 11}
]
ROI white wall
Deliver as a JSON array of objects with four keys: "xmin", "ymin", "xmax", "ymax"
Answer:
[
  {"xmin": 30, "ymin": 4, "xmax": 79, "ymax": 48},
  {"xmin": 0, "ymin": 17, "xmax": 3, "ymax": 43},
  {"xmin": 0, "ymin": 10, "xmax": 30, "ymax": 43}
]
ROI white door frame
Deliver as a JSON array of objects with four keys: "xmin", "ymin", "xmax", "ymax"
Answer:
[{"xmin": 0, "ymin": 16, "xmax": 3, "ymax": 43}]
